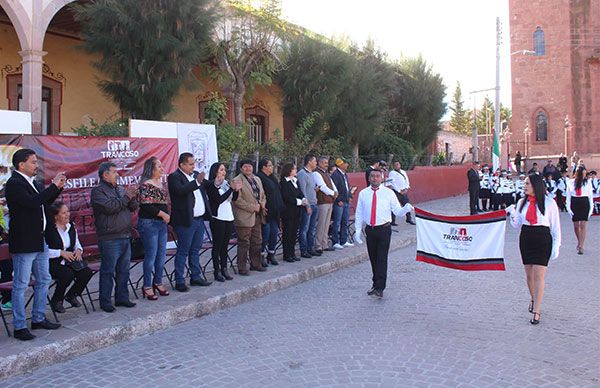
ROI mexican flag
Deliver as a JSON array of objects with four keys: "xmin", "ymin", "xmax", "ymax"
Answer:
[{"xmin": 492, "ymin": 128, "xmax": 500, "ymax": 173}]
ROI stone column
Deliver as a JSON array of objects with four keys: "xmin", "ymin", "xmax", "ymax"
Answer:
[{"xmin": 19, "ymin": 49, "xmax": 47, "ymax": 134}]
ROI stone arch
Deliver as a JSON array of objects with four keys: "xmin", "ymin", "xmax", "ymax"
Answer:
[
  {"xmin": 41, "ymin": 0, "xmax": 79, "ymax": 48},
  {"xmin": 532, "ymin": 107, "xmax": 549, "ymax": 142},
  {"xmin": 0, "ymin": 0, "xmax": 31, "ymax": 50}
]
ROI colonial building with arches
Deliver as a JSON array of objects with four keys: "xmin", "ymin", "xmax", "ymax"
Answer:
[{"xmin": 0, "ymin": 0, "xmax": 284, "ymax": 143}]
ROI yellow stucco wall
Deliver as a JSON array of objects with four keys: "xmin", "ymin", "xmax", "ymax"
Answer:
[{"xmin": 0, "ymin": 25, "xmax": 284, "ymax": 138}]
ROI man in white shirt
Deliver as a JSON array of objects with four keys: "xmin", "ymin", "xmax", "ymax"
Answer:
[
  {"xmin": 354, "ymin": 169, "xmax": 413, "ymax": 298},
  {"xmin": 387, "ymin": 161, "xmax": 415, "ymax": 225}
]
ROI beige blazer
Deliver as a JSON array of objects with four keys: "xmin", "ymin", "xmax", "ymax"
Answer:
[{"xmin": 232, "ymin": 173, "xmax": 266, "ymax": 227}]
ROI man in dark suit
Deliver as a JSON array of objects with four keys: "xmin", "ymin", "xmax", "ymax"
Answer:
[
  {"xmin": 6, "ymin": 149, "xmax": 65, "ymax": 340},
  {"xmin": 168, "ymin": 152, "xmax": 212, "ymax": 292},
  {"xmin": 330, "ymin": 158, "xmax": 354, "ymax": 249},
  {"xmin": 467, "ymin": 161, "xmax": 481, "ymax": 215}
]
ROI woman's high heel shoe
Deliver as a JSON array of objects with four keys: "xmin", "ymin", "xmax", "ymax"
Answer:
[
  {"xmin": 142, "ymin": 287, "xmax": 158, "ymax": 300},
  {"xmin": 530, "ymin": 312, "xmax": 541, "ymax": 325},
  {"xmin": 153, "ymin": 284, "xmax": 169, "ymax": 296},
  {"xmin": 528, "ymin": 300, "xmax": 534, "ymax": 313}
]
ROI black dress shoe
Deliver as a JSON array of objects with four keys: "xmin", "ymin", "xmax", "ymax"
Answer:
[
  {"xmin": 250, "ymin": 266, "xmax": 267, "ymax": 272},
  {"xmin": 175, "ymin": 283, "xmax": 189, "ymax": 292},
  {"xmin": 101, "ymin": 305, "xmax": 115, "ymax": 313},
  {"xmin": 406, "ymin": 219, "xmax": 416, "ymax": 225},
  {"xmin": 115, "ymin": 300, "xmax": 136, "ymax": 308},
  {"xmin": 260, "ymin": 257, "xmax": 269, "ymax": 267},
  {"xmin": 309, "ymin": 250, "xmax": 322, "ymax": 257},
  {"xmin": 293, "ymin": 256, "xmax": 301, "ymax": 261},
  {"xmin": 300, "ymin": 252, "xmax": 312, "ymax": 259},
  {"xmin": 373, "ymin": 290, "xmax": 383, "ymax": 298},
  {"xmin": 13, "ymin": 328, "xmax": 36, "ymax": 341},
  {"xmin": 190, "ymin": 278, "xmax": 212, "ymax": 286},
  {"xmin": 64, "ymin": 295, "xmax": 82, "ymax": 308},
  {"xmin": 324, "ymin": 247, "xmax": 335, "ymax": 252},
  {"xmin": 50, "ymin": 300, "xmax": 65, "ymax": 314},
  {"xmin": 31, "ymin": 319, "xmax": 61, "ymax": 330},
  {"xmin": 283, "ymin": 257, "xmax": 295, "ymax": 263},
  {"xmin": 214, "ymin": 273, "xmax": 226, "ymax": 282},
  {"xmin": 390, "ymin": 222, "xmax": 398, "ymax": 226},
  {"xmin": 221, "ymin": 270, "xmax": 233, "ymax": 280},
  {"xmin": 238, "ymin": 271, "xmax": 250, "ymax": 276},
  {"xmin": 367, "ymin": 287, "xmax": 377, "ymax": 296},
  {"xmin": 269, "ymin": 258, "xmax": 279, "ymax": 265},
  {"xmin": 315, "ymin": 249, "xmax": 324, "ymax": 255}
]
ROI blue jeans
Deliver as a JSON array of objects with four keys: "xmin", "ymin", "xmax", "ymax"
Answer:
[
  {"xmin": 331, "ymin": 202, "xmax": 350, "ymax": 245},
  {"xmin": 98, "ymin": 238, "xmax": 131, "ymax": 308},
  {"xmin": 261, "ymin": 218, "xmax": 279, "ymax": 253},
  {"xmin": 174, "ymin": 218, "xmax": 206, "ymax": 284},
  {"xmin": 299, "ymin": 204, "xmax": 318, "ymax": 253},
  {"xmin": 11, "ymin": 245, "xmax": 51, "ymax": 330},
  {"xmin": 137, "ymin": 218, "xmax": 167, "ymax": 288}
]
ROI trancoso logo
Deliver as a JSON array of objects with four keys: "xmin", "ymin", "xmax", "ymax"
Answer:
[{"xmin": 443, "ymin": 227, "xmax": 473, "ymax": 241}]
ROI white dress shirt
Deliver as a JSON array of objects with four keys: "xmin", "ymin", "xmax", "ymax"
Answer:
[
  {"xmin": 48, "ymin": 223, "xmax": 83, "ymax": 265},
  {"xmin": 312, "ymin": 170, "xmax": 337, "ymax": 196},
  {"xmin": 387, "ymin": 170, "xmax": 409, "ymax": 192},
  {"xmin": 16, "ymin": 170, "xmax": 47, "ymax": 230},
  {"xmin": 285, "ymin": 176, "xmax": 305, "ymax": 206},
  {"xmin": 180, "ymin": 168, "xmax": 205, "ymax": 217},
  {"xmin": 508, "ymin": 195, "xmax": 561, "ymax": 258},
  {"xmin": 565, "ymin": 179, "xmax": 594, "ymax": 217},
  {"xmin": 354, "ymin": 185, "xmax": 412, "ymax": 229},
  {"xmin": 214, "ymin": 180, "xmax": 234, "ymax": 221}
]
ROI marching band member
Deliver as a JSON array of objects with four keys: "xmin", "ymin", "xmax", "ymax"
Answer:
[
  {"xmin": 506, "ymin": 173, "xmax": 561, "ymax": 326},
  {"xmin": 544, "ymin": 173, "xmax": 557, "ymax": 199},
  {"xmin": 514, "ymin": 173, "xmax": 526, "ymax": 204},
  {"xmin": 555, "ymin": 171, "xmax": 568, "ymax": 212},
  {"xmin": 490, "ymin": 171, "xmax": 501, "ymax": 210},
  {"xmin": 566, "ymin": 166, "xmax": 594, "ymax": 255},
  {"xmin": 479, "ymin": 165, "xmax": 492, "ymax": 212},
  {"xmin": 498, "ymin": 170, "xmax": 514, "ymax": 208},
  {"xmin": 589, "ymin": 171, "xmax": 600, "ymax": 215}
]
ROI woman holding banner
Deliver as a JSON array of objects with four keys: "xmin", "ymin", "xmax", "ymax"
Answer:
[
  {"xmin": 565, "ymin": 166, "xmax": 594, "ymax": 255},
  {"xmin": 507, "ymin": 174, "xmax": 561, "ymax": 325}
]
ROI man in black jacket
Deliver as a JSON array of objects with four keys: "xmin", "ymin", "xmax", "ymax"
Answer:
[
  {"xmin": 91, "ymin": 162, "xmax": 138, "ymax": 313},
  {"xmin": 467, "ymin": 161, "xmax": 481, "ymax": 215},
  {"xmin": 168, "ymin": 153, "xmax": 212, "ymax": 292},
  {"xmin": 6, "ymin": 149, "xmax": 65, "ymax": 340},
  {"xmin": 330, "ymin": 158, "xmax": 354, "ymax": 249}
]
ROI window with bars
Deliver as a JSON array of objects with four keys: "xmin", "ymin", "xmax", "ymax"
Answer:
[{"xmin": 535, "ymin": 110, "xmax": 548, "ymax": 141}]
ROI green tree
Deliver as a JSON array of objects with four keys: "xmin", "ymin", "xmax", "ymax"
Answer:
[
  {"xmin": 75, "ymin": 0, "xmax": 217, "ymax": 120},
  {"xmin": 386, "ymin": 56, "xmax": 447, "ymax": 151},
  {"xmin": 211, "ymin": 0, "xmax": 285, "ymax": 127},
  {"xmin": 449, "ymin": 81, "xmax": 470, "ymax": 134},
  {"xmin": 276, "ymin": 35, "xmax": 354, "ymax": 139},
  {"xmin": 475, "ymin": 97, "xmax": 512, "ymax": 134}
]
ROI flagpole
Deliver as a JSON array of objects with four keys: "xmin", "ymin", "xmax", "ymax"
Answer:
[{"xmin": 493, "ymin": 17, "xmax": 502, "ymax": 173}]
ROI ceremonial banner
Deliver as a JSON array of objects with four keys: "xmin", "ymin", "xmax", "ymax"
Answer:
[
  {"xmin": 176, "ymin": 123, "xmax": 218, "ymax": 174},
  {"xmin": 415, "ymin": 208, "xmax": 506, "ymax": 271}
]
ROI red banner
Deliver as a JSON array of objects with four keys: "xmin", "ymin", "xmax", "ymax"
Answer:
[{"xmin": 0, "ymin": 135, "xmax": 179, "ymax": 236}]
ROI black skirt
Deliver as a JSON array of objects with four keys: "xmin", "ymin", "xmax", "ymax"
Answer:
[
  {"xmin": 519, "ymin": 225, "xmax": 552, "ymax": 266},
  {"xmin": 570, "ymin": 196, "xmax": 590, "ymax": 221},
  {"xmin": 479, "ymin": 188, "xmax": 491, "ymax": 199}
]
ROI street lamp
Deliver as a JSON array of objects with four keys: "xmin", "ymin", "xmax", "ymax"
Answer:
[{"xmin": 564, "ymin": 115, "xmax": 572, "ymax": 156}]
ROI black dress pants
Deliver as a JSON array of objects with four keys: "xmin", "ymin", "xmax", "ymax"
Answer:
[
  {"xmin": 469, "ymin": 187, "xmax": 480, "ymax": 214},
  {"xmin": 365, "ymin": 224, "xmax": 392, "ymax": 291},
  {"xmin": 210, "ymin": 219, "xmax": 234, "ymax": 273},
  {"xmin": 49, "ymin": 258, "xmax": 93, "ymax": 303},
  {"xmin": 281, "ymin": 211, "xmax": 300, "ymax": 259}
]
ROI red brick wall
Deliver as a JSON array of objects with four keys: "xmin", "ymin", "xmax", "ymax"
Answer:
[
  {"xmin": 346, "ymin": 165, "xmax": 470, "ymax": 213},
  {"xmin": 509, "ymin": 0, "xmax": 600, "ymax": 158}
]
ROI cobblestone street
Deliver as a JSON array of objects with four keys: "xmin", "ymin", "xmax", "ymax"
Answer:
[{"xmin": 2, "ymin": 196, "xmax": 599, "ymax": 387}]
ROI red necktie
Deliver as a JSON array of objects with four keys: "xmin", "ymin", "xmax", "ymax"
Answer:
[
  {"xmin": 370, "ymin": 187, "xmax": 379, "ymax": 226},
  {"xmin": 525, "ymin": 195, "xmax": 537, "ymax": 225}
]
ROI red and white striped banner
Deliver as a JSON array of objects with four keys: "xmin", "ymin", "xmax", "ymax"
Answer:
[{"xmin": 415, "ymin": 208, "xmax": 507, "ymax": 271}]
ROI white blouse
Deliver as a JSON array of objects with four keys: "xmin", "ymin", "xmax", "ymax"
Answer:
[
  {"xmin": 48, "ymin": 223, "xmax": 83, "ymax": 265},
  {"xmin": 214, "ymin": 180, "xmax": 235, "ymax": 222},
  {"xmin": 565, "ymin": 179, "xmax": 594, "ymax": 218},
  {"xmin": 508, "ymin": 196, "xmax": 561, "ymax": 258}
]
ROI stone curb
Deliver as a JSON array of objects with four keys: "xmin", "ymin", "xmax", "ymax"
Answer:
[{"xmin": 0, "ymin": 235, "xmax": 416, "ymax": 379}]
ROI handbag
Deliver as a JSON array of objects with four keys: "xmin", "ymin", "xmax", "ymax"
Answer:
[
  {"xmin": 130, "ymin": 237, "xmax": 145, "ymax": 260},
  {"xmin": 65, "ymin": 259, "xmax": 88, "ymax": 272}
]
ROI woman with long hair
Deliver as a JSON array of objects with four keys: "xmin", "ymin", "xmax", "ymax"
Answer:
[
  {"xmin": 206, "ymin": 162, "xmax": 241, "ymax": 281},
  {"xmin": 507, "ymin": 173, "xmax": 561, "ymax": 325},
  {"xmin": 565, "ymin": 166, "xmax": 594, "ymax": 254},
  {"xmin": 137, "ymin": 157, "xmax": 170, "ymax": 300},
  {"xmin": 279, "ymin": 163, "xmax": 308, "ymax": 263}
]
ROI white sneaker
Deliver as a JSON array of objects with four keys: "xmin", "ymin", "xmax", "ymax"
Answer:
[
  {"xmin": 343, "ymin": 242, "xmax": 355, "ymax": 247},
  {"xmin": 332, "ymin": 243, "xmax": 344, "ymax": 250}
]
